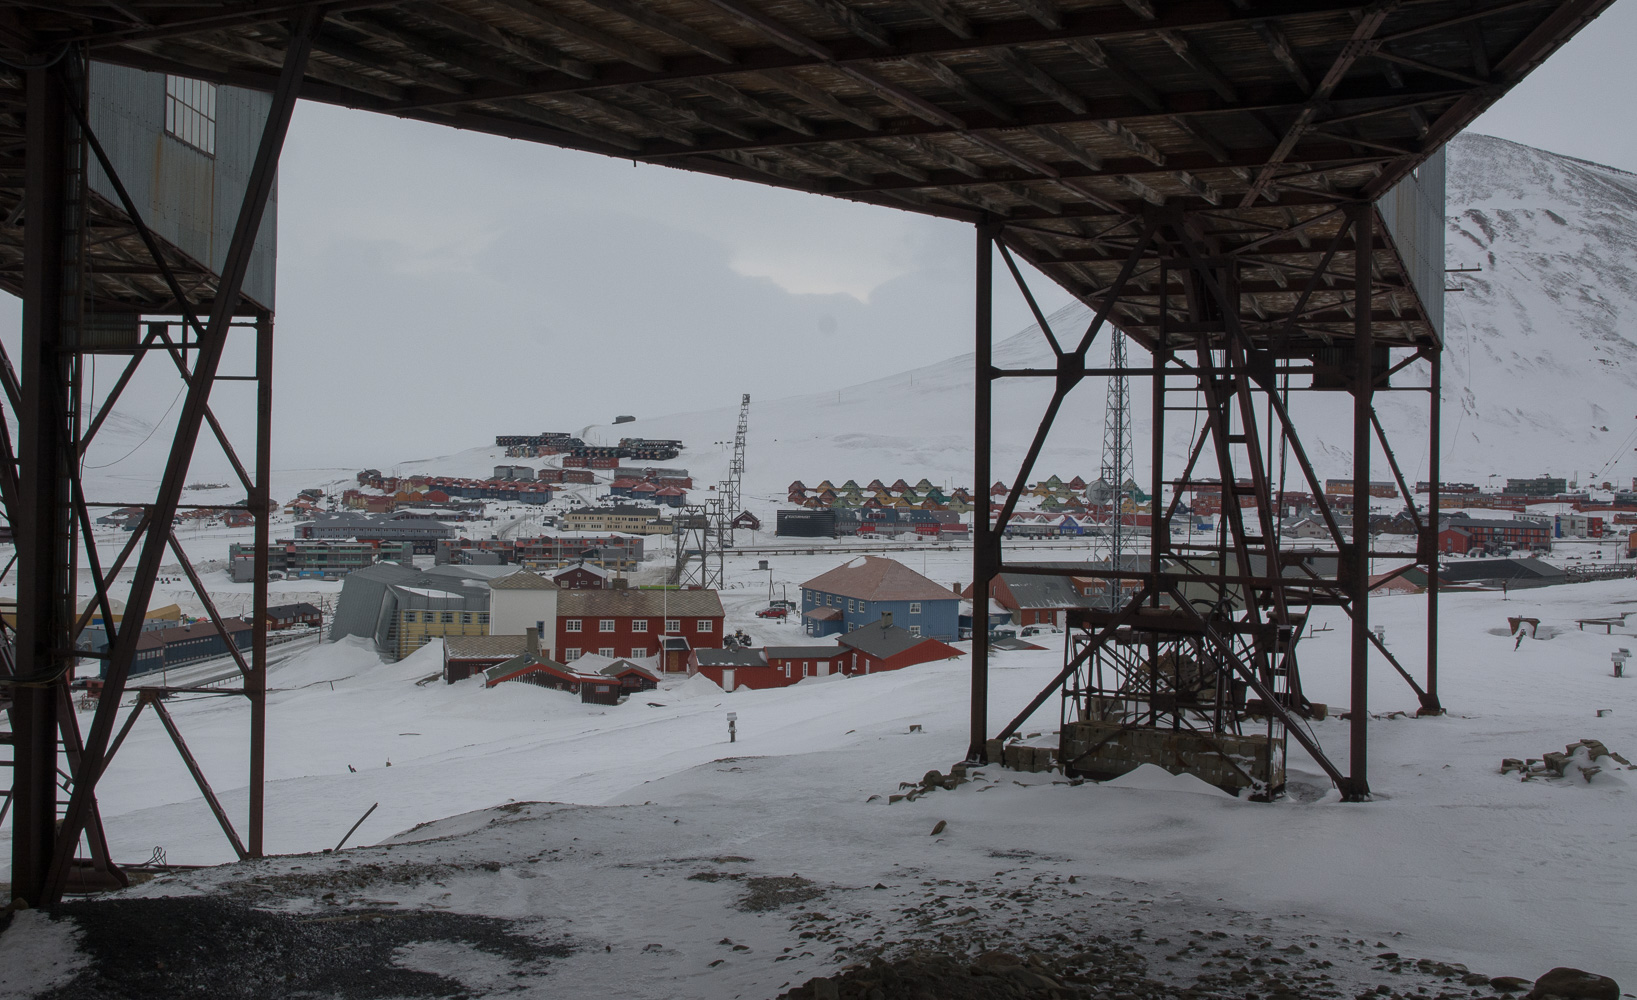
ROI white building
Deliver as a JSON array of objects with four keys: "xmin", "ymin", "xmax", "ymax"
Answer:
[{"xmin": 488, "ymin": 570, "xmax": 560, "ymax": 658}]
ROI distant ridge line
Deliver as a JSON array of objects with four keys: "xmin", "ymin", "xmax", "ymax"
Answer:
[{"xmin": 1462, "ymin": 132, "xmax": 1637, "ymax": 180}]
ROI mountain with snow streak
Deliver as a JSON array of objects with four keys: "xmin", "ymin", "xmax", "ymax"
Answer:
[
  {"xmin": 534, "ymin": 133, "xmax": 1637, "ymax": 507},
  {"xmin": 1433, "ymin": 133, "xmax": 1637, "ymax": 486}
]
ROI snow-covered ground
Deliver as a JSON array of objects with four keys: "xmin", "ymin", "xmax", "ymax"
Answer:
[{"xmin": 4, "ymin": 573, "xmax": 1634, "ymax": 997}]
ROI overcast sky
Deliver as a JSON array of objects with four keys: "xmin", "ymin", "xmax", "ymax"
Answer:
[{"xmin": 5, "ymin": 3, "xmax": 1636, "ymax": 476}]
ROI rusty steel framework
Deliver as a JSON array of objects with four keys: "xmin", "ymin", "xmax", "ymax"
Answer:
[
  {"xmin": 0, "ymin": 0, "xmax": 1613, "ymax": 904},
  {"xmin": 969, "ymin": 204, "xmax": 1447, "ymax": 800}
]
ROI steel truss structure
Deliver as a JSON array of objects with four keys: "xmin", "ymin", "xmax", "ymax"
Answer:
[
  {"xmin": 671, "ymin": 498, "xmax": 728, "ymax": 587},
  {"xmin": 969, "ymin": 205, "xmax": 1446, "ymax": 800},
  {"xmin": 0, "ymin": 0, "xmax": 1609, "ymax": 904},
  {"xmin": 719, "ymin": 392, "xmax": 749, "ymax": 545},
  {"xmin": 2, "ymin": 14, "xmax": 317, "ymax": 908},
  {"xmin": 1059, "ymin": 602, "xmax": 1293, "ymax": 797}
]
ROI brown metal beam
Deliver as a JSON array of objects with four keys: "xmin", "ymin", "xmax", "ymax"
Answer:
[{"xmin": 151, "ymin": 697, "xmax": 249, "ymax": 860}]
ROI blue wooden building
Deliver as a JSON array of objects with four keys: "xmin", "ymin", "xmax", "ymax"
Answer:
[{"xmin": 800, "ymin": 556, "xmax": 959, "ymax": 640}]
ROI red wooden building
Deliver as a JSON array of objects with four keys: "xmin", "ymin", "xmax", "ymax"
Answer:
[
  {"xmin": 961, "ymin": 574, "xmax": 1087, "ymax": 627},
  {"xmin": 836, "ymin": 622, "xmax": 963, "ymax": 673},
  {"xmin": 1438, "ymin": 516, "xmax": 1552, "ymax": 555},
  {"xmin": 551, "ymin": 564, "xmax": 608, "ymax": 590},
  {"xmin": 556, "ymin": 587, "xmax": 725, "ymax": 670},
  {"xmin": 483, "ymin": 654, "xmax": 623, "ymax": 705},
  {"xmin": 686, "ymin": 626, "xmax": 961, "ymax": 691},
  {"xmin": 261, "ymin": 602, "xmax": 323, "ymax": 630}
]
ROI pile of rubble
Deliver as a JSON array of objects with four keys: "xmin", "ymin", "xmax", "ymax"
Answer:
[
  {"xmin": 1502, "ymin": 739, "xmax": 1633, "ymax": 782},
  {"xmin": 881, "ymin": 766, "xmax": 973, "ymax": 804},
  {"xmin": 776, "ymin": 951, "xmax": 1622, "ymax": 1000},
  {"xmin": 779, "ymin": 949, "xmax": 1168, "ymax": 1000}
]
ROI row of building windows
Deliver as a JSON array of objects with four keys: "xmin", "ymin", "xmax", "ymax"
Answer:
[
  {"xmin": 402, "ymin": 611, "xmax": 489, "ymax": 624},
  {"xmin": 805, "ymin": 593, "xmax": 922, "ymax": 615},
  {"xmin": 563, "ymin": 618, "xmax": 712, "ymax": 633},
  {"xmin": 564, "ymin": 648, "xmax": 649, "ymax": 660}
]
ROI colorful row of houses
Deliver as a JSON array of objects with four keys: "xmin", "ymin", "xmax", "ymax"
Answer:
[{"xmin": 789, "ymin": 478, "xmax": 974, "ymax": 513}]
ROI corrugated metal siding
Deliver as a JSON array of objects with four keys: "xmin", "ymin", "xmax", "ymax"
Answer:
[
  {"xmin": 86, "ymin": 62, "xmax": 277, "ymax": 310},
  {"xmin": 1376, "ymin": 146, "xmax": 1445, "ymax": 341}
]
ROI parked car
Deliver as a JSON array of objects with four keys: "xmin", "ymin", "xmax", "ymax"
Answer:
[
  {"xmin": 1020, "ymin": 625, "xmax": 1062, "ymax": 638},
  {"xmin": 755, "ymin": 606, "xmax": 789, "ymax": 619}
]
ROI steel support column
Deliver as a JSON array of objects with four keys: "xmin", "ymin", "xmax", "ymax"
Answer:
[
  {"xmin": 968, "ymin": 221, "xmax": 996, "ymax": 763},
  {"xmin": 12, "ymin": 60, "xmax": 75, "ymax": 909},
  {"xmin": 39, "ymin": 10, "xmax": 320, "ymax": 902},
  {"xmin": 249, "ymin": 310, "xmax": 273, "ymax": 856},
  {"xmin": 1343, "ymin": 203, "xmax": 1374, "ymax": 801},
  {"xmin": 1425, "ymin": 349, "xmax": 1442, "ymax": 713}
]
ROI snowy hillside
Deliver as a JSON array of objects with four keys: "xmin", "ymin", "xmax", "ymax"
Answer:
[
  {"xmin": 513, "ymin": 133, "xmax": 1637, "ymax": 512},
  {"xmin": 1437, "ymin": 133, "xmax": 1637, "ymax": 484}
]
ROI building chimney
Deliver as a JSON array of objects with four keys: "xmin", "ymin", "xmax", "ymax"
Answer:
[
  {"xmin": 526, "ymin": 626, "xmax": 540, "ymax": 658},
  {"xmin": 880, "ymin": 611, "xmax": 893, "ymax": 629},
  {"xmin": 612, "ymin": 577, "xmax": 629, "ymax": 591},
  {"xmin": 951, "ymin": 582, "xmax": 961, "ymax": 594}
]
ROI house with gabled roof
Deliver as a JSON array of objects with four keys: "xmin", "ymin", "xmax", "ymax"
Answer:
[
  {"xmin": 800, "ymin": 555, "xmax": 959, "ymax": 639},
  {"xmin": 601, "ymin": 658, "xmax": 661, "ymax": 692},
  {"xmin": 962, "ymin": 573, "xmax": 1095, "ymax": 628},
  {"xmin": 837, "ymin": 619, "xmax": 963, "ymax": 673}
]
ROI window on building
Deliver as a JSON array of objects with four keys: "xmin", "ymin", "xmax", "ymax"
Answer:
[
  {"xmin": 402, "ymin": 611, "xmax": 418, "ymax": 623},
  {"xmin": 847, "ymin": 599, "xmax": 855, "ymax": 612},
  {"xmin": 599, "ymin": 647, "xmax": 616, "ymax": 657},
  {"xmin": 565, "ymin": 648, "xmax": 581, "ymax": 660},
  {"xmin": 665, "ymin": 619, "xmax": 680, "ymax": 632},
  {"xmin": 599, "ymin": 619, "xmax": 616, "ymax": 632},
  {"xmin": 631, "ymin": 619, "xmax": 648, "ymax": 633},
  {"xmin": 165, "ymin": 75, "xmax": 217, "ymax": 155},
  {"xmin": 909, "ymin": 602, "xmax": 921, "ymax": 614},
  {"xmin": 461, "ymin": 613, "xmax": 472, "ymax": 624},
  {"xmin": 696, "ymin": 619, "xmax": 713, "ymax": 632},
  {"xmin": 565, "ymin": 619, "xmax": 582, "ymax": 632},
  {"xmin": 440, "ymin": 612, "xmax": 454, "ymax": 624},
  {"xmin": 909, "ymin": 625, "xmax": 922, "ymax": 637},
  {"xmin": 630, "ymin": 648, "xmax": 646, "ymax": 659}
]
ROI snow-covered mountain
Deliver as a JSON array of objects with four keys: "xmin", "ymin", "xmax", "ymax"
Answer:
[
  {"xmin": 536, "ymin": 132, "xmax": 1637, "ymax": 510},
  {"xmin": 59, "ymin": 133, "xmax": 1637, "ymax": 506},
  {"xmin": 1436, "ymin": 133, "xmax": 1637, "ymax": 485}
]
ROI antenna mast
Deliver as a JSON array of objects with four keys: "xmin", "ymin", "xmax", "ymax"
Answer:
[{"xmin": 1098, "ymin": 330, "xmax": 1132, "ymax": 608}]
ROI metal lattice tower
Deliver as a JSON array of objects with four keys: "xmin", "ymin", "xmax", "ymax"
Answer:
[
  {"xmin": 720, "ymin": 393, "xmax": 749, "ymax": 545},
  {"xmin": 1097, "ymin": 331, "xmax": 1132, "ymax": 609},
  {"xmin": 670, "ymin": 500, "xmax": 726, "ymax": 589}
]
